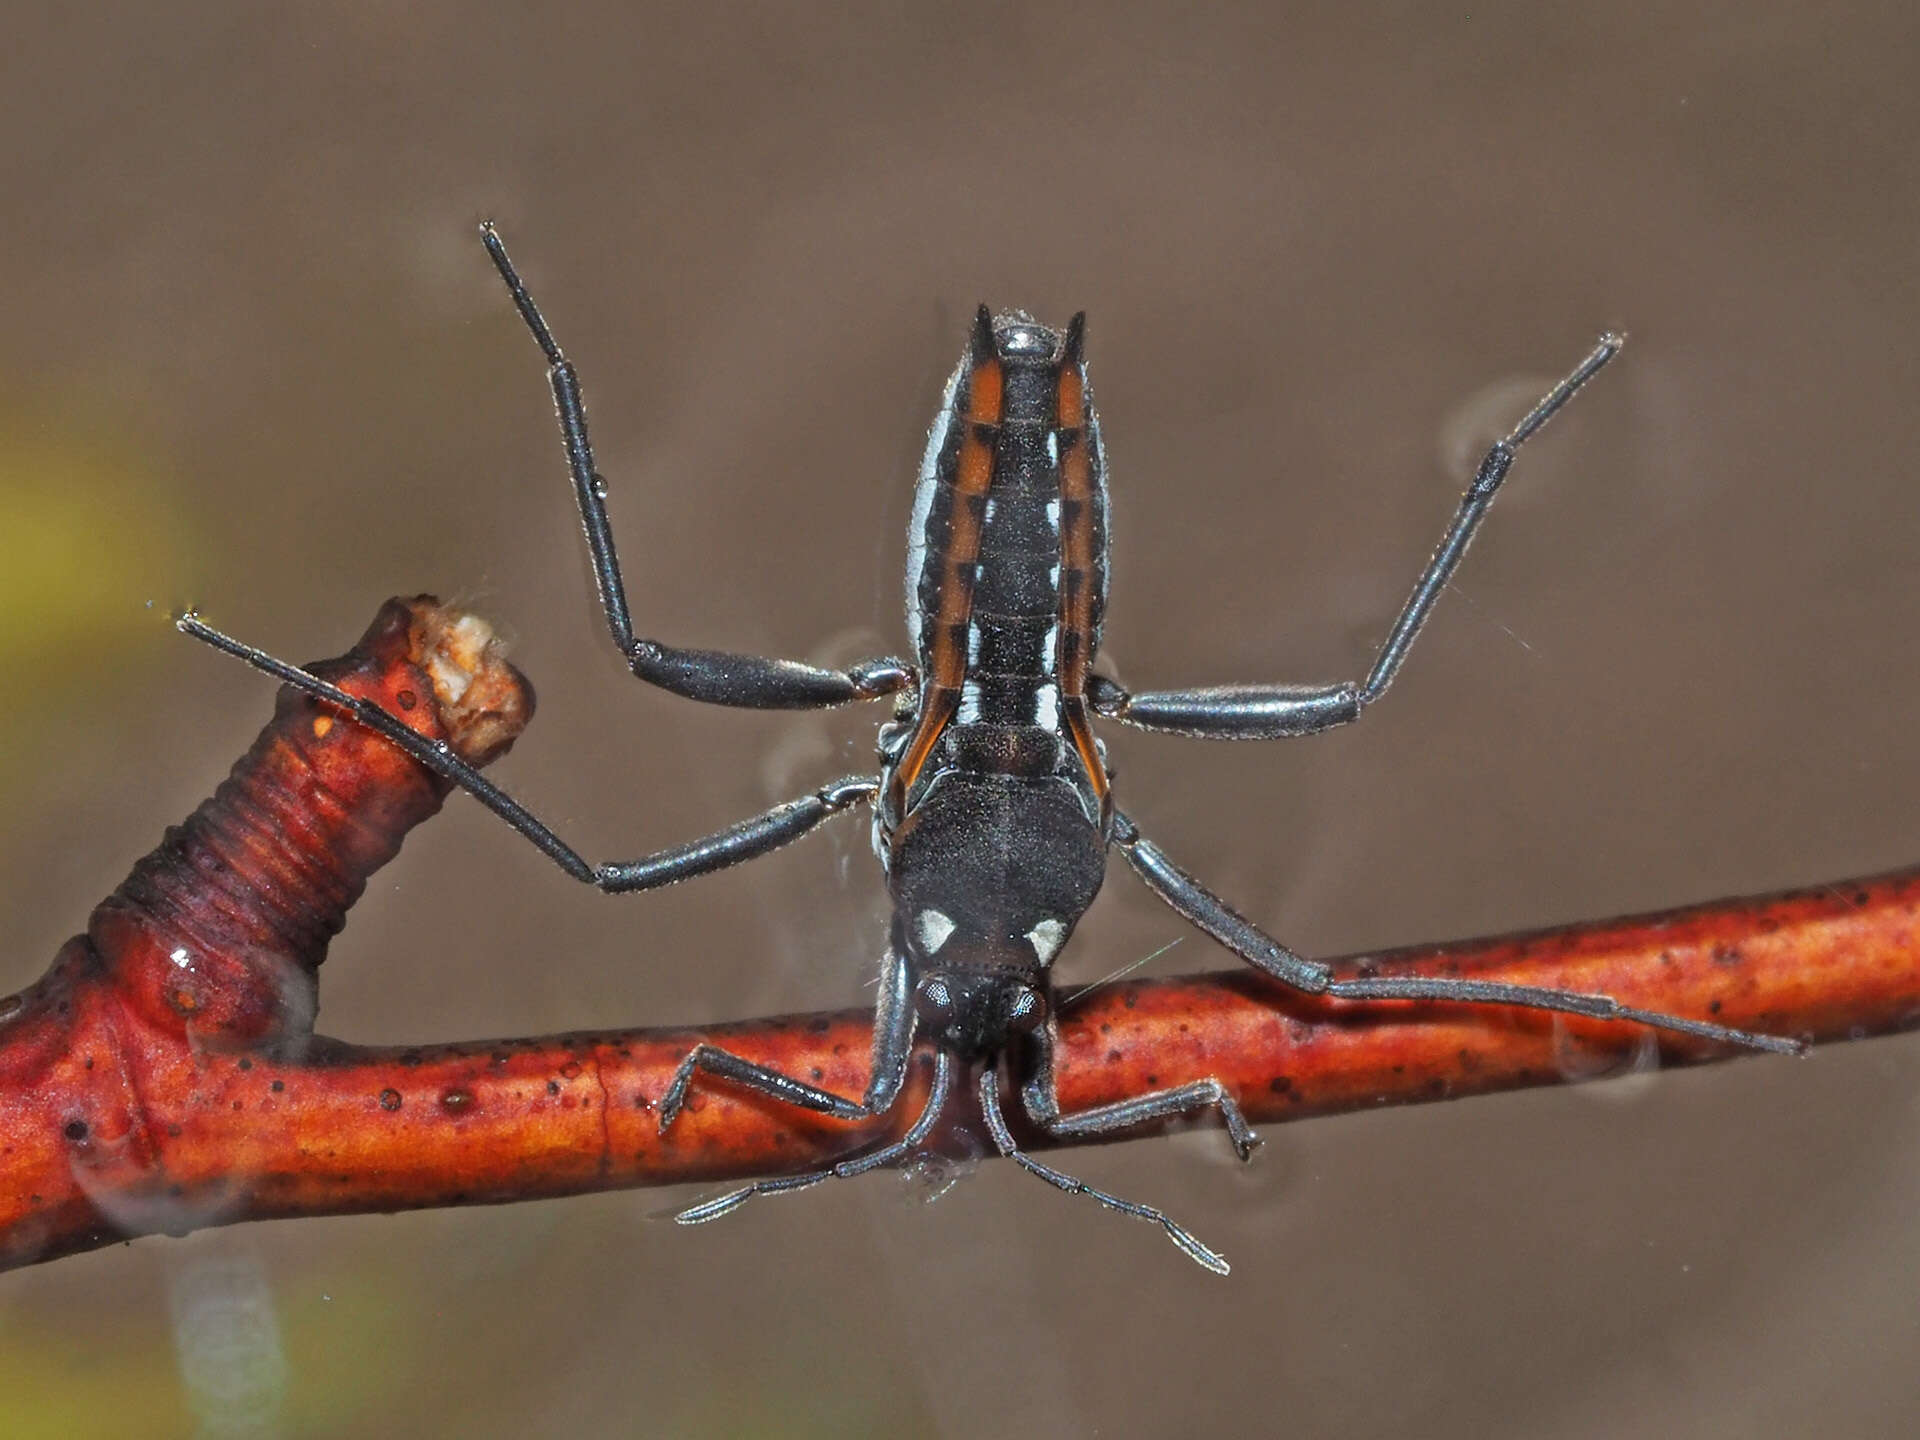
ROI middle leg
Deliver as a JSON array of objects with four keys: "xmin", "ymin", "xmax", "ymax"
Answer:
[{"xmin": 179, "ymin": 613, "xmax": 877, "ymax": 891}]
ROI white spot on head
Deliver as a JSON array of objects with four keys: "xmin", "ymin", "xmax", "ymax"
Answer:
[
  {"xmin": 917, "ymin": 909, "xmax": 957, "ymax": 955},
  {"xmin": 1026, "ymin": 918, "xmax": 1068, "ymax": 963}
]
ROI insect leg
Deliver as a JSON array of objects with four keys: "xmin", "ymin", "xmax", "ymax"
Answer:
[
  {"xmin": 1112, "ymin": 811, "xmax": 1806, "ymax": 1057},
  {"xmin": 1019, "ymin": 1019, "xmax": 1258, "ymax": 1160},
  {"xmin": 659, "ymin": 947, "xmax": 918, "ymax": 1133},
  {"xmin": 480, "ymin": 223, "xmax": 913, "ymax": 710},
  {"xmin": 1089, "ymin": 336, "xmax": 1622, "ymax": 739},
  {"xmin": 178, "ymin": 614, "xmax": 875, "ymax": 890},
  {"xmin": 980, "ymin": 1068, "xmax": 1230, "ymax": 1276},
  {"xmin": 669, "ymin": 953, "xmax": 934, "ymax": 1222},
  {"xmin": 675, "ymin": 1049, "xmax": 953, "ymax": 1225}
]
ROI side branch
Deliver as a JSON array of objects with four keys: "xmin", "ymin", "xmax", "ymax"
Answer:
[{"xmin": 2, "ymin": 601, "xmax": 1912, "ymax": 1271}]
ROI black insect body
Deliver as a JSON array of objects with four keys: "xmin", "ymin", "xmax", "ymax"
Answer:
[{"xmin": 183, "ymin": 226, "xmax": 1804, "ymax": 1275}]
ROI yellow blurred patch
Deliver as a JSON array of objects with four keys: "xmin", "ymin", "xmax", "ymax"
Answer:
[
  {"xmin": 0, "ymin": 424, "xmax": 194, "ymax": 682},
  {"xmin": 0, "ymin": 405, "xmax": 200, "ymax": 800}
]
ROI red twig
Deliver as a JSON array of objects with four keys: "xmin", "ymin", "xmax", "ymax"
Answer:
[{"xmin": 2, "ymin": 599, "xmax": 1914, "ymax": 1272}]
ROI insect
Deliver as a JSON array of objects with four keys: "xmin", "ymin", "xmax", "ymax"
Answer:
[{"xmin": 182, "ymin": 224, "xmax": 1803, "ymax": 1274}]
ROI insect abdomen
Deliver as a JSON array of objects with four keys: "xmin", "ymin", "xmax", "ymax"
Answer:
[{"xmin": 905, "ymin": 314, "xmax": 1108, "ymax": 732}]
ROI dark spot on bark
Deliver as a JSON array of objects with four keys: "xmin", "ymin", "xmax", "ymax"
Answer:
[
  {"xmin": 833, "ymin": 1043, "xmax": 847, "ymax": 1057},
  {"xmin": 1100, "ymin": 1023, "xmax": 1110, "ymax": 1034},
  {"xmin": 1106, "ymin": 1048, "xmax": 1123, "ymax": 1064},
  {"xmin": 270, "ymin": 1080, "xmax": 284, "ymax": 1093},
  {"xmin": 167, "ymin": 1124, "xmax": 182, "ymax": 1137},
  {"xmin": 1855, "ymin": 891, "xmax": 1871, "ymax": 907},
  {"xmin": 1269, "ymin": 1076, "xmax": 1292, "ymax": 1095},
  {"xmin": 810, "ymin": 1068, "xmax": 824, "ymax": 1081},
  {"xmin": 1710, "ymin": 944, "xmax": 1742, "ymax": 967},
  {"xmin": 1709, "ymin": 999, "xmax": 1723, "ymax": 1014},
  {"xmin": 379, "ymin": 1088, "xmax": 403, "ymax": 1112},
  {"xmin": 441, "ymin": 1089, "xmax": 474, "ymax": 1113},
  {"xmin": 397, "ymin": 688, "xmax": 418, "ymax": 711},
  {"xmin": 1145, "ymin": 1074, "xmax": 1158, "ymax": 1086},
  {"xmin": 561, "ymin": 1061, "xmax": 583, "ymax": 1080},
  {"xmin": 808, "ymin": 1018, "xmax": 831, "ymax": 1033},
  {"xmin": 238, "ymin": 1058, "xmax": 253, "ymax": 1071},
  {"xmin": 635, "ymin": 1093, "xmax": 653, "ymax": 1110},
  {"xmin": 232, "ymin": 1100, "xmax": 243, "ymax": 1111},
  {"xmin": 63, "ymin": 1120, "xmax": 88, "ymax": 1142},
  {"xmin": 1124, "ymin": 992, "xmax": 1137, "ymax": 1009},
  {"xmin": 83, "ymin": 1056, "xmax": 93, "ymax": 1071},
  {"xmin": 547, "ymin": 1080, "xmax": 560, "ymax": 1096},
  {"xmin": 1425, "ymin": 1078, "xmax": 1448, "ymax": 1098}
]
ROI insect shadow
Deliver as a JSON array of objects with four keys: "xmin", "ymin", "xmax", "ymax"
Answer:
[{"xmin": 181, "ymin": 225, "xmax": 1802, "ymax": 1275}]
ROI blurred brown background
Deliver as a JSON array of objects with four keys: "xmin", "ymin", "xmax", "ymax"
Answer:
[{"xmin": 3, "ymin": 4, "xmax": 1917, "ymax": 1436}]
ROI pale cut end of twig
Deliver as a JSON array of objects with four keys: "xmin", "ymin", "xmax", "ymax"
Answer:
[{"xmin": 404, "ymin": 597, "xmax": 534, "ymax": 767}]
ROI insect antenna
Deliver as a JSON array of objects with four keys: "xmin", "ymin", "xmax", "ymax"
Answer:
[{"xmin": 977, "ymin": 1069, "xmax": 1230, "ymax": 1276}]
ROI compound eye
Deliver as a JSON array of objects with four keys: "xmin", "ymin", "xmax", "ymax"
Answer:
[
  {"xmin": 916, "ymin": 975, "xmax": 956, "ymax": 1024},
  {"xmin": 1004, "ymin": 984, "xmax": 1046, "ymax": 1033}
]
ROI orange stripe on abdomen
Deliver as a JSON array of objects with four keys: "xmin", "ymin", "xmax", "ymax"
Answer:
[
  {"xmin": 1055, "ymin": 360, "xmax": 1108, "ymax": 808},
  {"xmin": 892, "ymin": 350, "xmax": 1004, "ymax": 805}
]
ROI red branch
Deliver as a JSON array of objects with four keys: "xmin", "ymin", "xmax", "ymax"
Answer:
[{"xmin": 3, "ymin": 599, "xmax": 1915, "ymax": 1272}]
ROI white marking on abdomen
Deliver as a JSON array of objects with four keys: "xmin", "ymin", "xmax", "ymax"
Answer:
[
  {"xmin": 904, "ymin": 359, "xmax": 965, "ymax": 653},
  {"xmin": 1032, "ymin": 682, "xmax": 1060, "ymax": 729}
]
